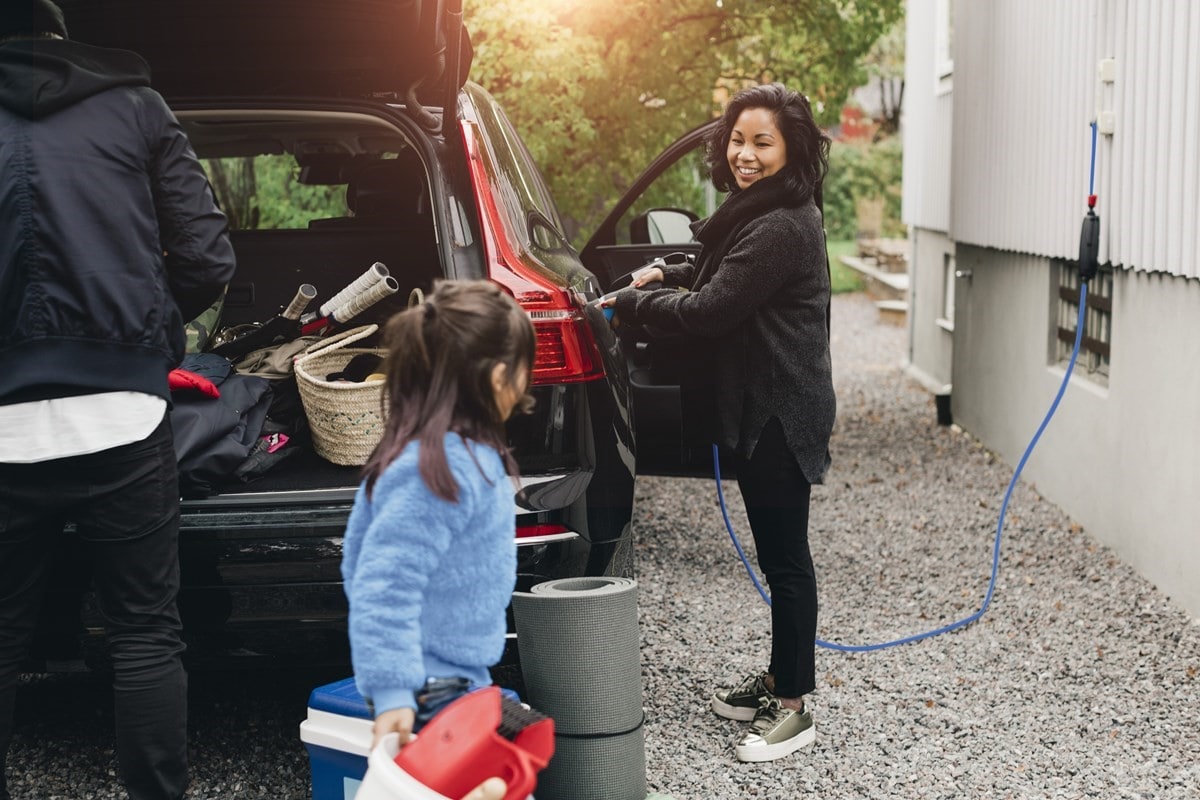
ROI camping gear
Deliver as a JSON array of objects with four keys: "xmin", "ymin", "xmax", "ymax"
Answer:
[
  {"xmin": 511, "ymin": 577, "xmax": 645, "ymax": 800},
  {"xmin": 210, "ymin": 283, "xmax": 317, "ymax": 359},
  {"xmin": 294, "ymin": 324, "xmax": 388, "ymax": 466},
  {"xmin": 356, "ymin": 686, "xmax": 553, "ymax": 800},
  {"xmin": 300, "ymin": 677, "xmax": 374, "ymax": 800}
]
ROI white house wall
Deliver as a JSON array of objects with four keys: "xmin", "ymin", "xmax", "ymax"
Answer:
[
  {"xmin": 901, "ymin": 0, "xmax": 952, "ymax": 233},
  {"xmin": 952, "ymin": 0, "xmax": 1200, "ymax": 280},
  {"xmin": 902, "ymin": 0, "xmax": 956, "ymax": 394},
  {"xmin": 1104, "ymin": 1, "xmax": 1200, "ymax": 278},
  {"xmin": 906, "ymin": 228, "xmax": 955, "ymax": 393},
  {"xmin": 951, "ymin": 246, "xmax": 1200, "ymax": 617},
  {"xmin": 903, "ymin": 0, "xmax": 1200, "ymax": 617},
  {"xmin": 950, "ymin": 0, "xmax": 1099, "ymax": 261}
]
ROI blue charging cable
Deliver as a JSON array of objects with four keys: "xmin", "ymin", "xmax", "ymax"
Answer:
[
  {"xmin": 714, "ymin": 123, "xmax": 1099, "ymax": 652},
  {"xmin": 714, "ymin": 289, "xmax": 1086, "ymax": 652}
]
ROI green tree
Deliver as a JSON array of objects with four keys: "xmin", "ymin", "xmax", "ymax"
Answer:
[
  {"xmin": 202, "ymin": 156, "xmax": 345, "ymax": 230},
  {"xmin": 862, "ymin": 18, "xmax": 905, "ymax": 138},
  {"xmin": 465, "ymin": 0, "xmax": 903, "ymax": 245},
  {"xmin": 823, "ymin": 136, "xmax": 903, "ymax": 241}
]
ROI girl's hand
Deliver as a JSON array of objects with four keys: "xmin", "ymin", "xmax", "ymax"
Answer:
[
  {"xmin": 372, "ymin": 707, "xmax": 415, "ymax": 750},
  {"xmin": 631, "ymin": 265, "xmax": 664, "ymax": 288},
  {"xmin": 461, "ymin": 778, "xmax": 507, "ymax": 800},
  {"xmin": 372, "ymin": 712, "xmax": 505, "ymax": 800}
]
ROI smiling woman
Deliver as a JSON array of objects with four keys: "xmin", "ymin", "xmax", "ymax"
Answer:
[
  {"xmin": 602, "ymin": 82, "xmax": 836, "ymax": 764},
  {"xmin": 726, "ymin": 107, "xmax": 788, "ymax": 190}
]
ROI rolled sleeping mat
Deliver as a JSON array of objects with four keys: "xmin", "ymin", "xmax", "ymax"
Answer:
[
  {"xmin": 512, "ymin": 577, "xmax": 645, "ymax": 800},
  {"xmin": 535, "ymin": 728, "xmax": 645, "ymax": 800}
]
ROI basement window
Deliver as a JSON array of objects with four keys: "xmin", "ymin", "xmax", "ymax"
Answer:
[
  {"xmin": 1054, "ymin": 262, "xmax": 1111, "ymax": 384},
  {"xmin": 937, "ymin": 252, "xmax": 956, "ymax": 332}
]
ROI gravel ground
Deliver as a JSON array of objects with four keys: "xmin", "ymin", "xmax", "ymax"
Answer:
[
  {"xmin": 6, "ymin": 291, "xmax": 1198, "ymax": 799},
  {"xmin": 637, "ymin": 291, "xmax": 1200, "ymax": 799}
]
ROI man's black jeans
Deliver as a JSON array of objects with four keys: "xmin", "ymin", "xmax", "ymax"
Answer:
[
  {"xmin": 0, "ymin": 417, "xmax": 188, "ymax": 800},
  {"xmin": 735, "ymin": 416, "xmax": 818, "ymax": 699}
]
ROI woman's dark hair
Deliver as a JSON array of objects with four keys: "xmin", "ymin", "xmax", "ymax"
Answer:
[
  {"xmin": 362, "ymin": 279, "xmax": 536, "ymax": 502},
  {"xmin": 707, "ymin": 82, "xmax": 831, "ymax": 203}
]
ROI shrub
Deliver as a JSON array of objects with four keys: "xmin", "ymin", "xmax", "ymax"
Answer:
[{"xmin": 822, "ymin": 136, "xmax": 903, "ymax": 241}]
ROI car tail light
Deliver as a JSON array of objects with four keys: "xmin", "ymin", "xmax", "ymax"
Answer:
[
  {"xmin": 515, "ymin": 523, "xmax": 573, "ymax": 540},
  {"xmin": 461, "ymin": 121, "xmax": 605, "ymax": 385},
  {"xmin": 515, "ymin": 523, "xmax": 579, "ymax": 546}
]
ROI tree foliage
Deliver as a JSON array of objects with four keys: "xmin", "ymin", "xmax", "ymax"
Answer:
[
  {"xmin": 862, "ymin": 19, "xmax": 905, "ymax": 138},
  {"xmin": 464, "ymin": 0, "xmax": 903, "ymax": 244},
  {"xmin": 823, "ymin": 136, "xmax": 904, "ymax": 241},
  {"xmin": 203, "ymin": 156, "xmax": 345, "ymax": 231}
]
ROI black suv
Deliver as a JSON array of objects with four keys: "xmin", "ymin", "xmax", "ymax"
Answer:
[{"xmin": 34, "ymin": 0, "xmax": 723, "ymax": 671}]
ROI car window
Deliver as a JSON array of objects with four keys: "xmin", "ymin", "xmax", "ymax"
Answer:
[
  {"xmin": 201, "ymin": 154, "xmax": 348, "ymax": 230},
  {"xmin": 481, "ymin": 102, "xmax": 571, "ymax": 253},
  {"xmin": 614, "ymin": 145, "xmax": 724, "ymax": 245}
]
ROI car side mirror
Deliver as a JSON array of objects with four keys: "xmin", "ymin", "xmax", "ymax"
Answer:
[{"xmin": 630, "ymin": 208, "xmax": 698, "ymax": 245}]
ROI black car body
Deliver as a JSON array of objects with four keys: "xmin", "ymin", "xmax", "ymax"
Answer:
[{"xmin": 31, "ymin": 0, "xmax": 722, "ymax": 672}]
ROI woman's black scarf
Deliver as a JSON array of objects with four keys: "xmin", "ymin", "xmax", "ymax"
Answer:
[{"xmin": 689, "ymin": 173, "xmax": 807, "ymax": 290}]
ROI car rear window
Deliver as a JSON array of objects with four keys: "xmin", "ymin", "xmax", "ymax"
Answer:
[{"xmin": 201, "ymin": 153, "xmax": 349, "ymax": 231}]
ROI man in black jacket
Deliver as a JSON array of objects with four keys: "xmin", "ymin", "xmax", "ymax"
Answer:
[{"xmin": 0, "ymin": 2, "xmax": 235, "ymax": 798}]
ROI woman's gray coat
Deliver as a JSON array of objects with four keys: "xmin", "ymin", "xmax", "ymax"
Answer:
[{"xmin": 612, "ymin": 196, "xmax": 835, "ymax": 484}]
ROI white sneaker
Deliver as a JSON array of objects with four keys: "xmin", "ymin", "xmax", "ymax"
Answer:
[{"xmin": 734, "ymin": 697, "xmax": 816, "ymax": 762}]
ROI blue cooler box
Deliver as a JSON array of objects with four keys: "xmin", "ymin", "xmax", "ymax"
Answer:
[
  {"xmin": 300, "ymin": 678, "xmax": 374, "ymax": 800},
  {"xmin": 300, "ymin": 677, "xmax": 524, "ymax": 800}
]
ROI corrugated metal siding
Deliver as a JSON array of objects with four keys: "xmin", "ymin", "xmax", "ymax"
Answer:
[
  {"xmin": 1107, "ymin": 0, "xmax": 1200, "ymax": 278},
  {"xmin": 950, "ymin": 0, "xmax": 1199, "ymax": 279},
  {"xmin": 950, "ymin": 1, "xmax": 1096, "ymax": 262},
  {"xmin": 901, "ymin": 0, "xmax": 952, "ymax": 232}
]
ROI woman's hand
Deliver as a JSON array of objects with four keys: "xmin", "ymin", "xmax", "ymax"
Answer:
[
  {"xmin": 631, "ymin": 265, "xmax": 664, "ymax": 288},
  {"xmin": 372, "ymin": 707, "xmax": 415, "ymax": 750}
]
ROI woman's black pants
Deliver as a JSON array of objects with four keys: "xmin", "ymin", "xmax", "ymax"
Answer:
[
  {"xmin": 0, "ymin": 418, "xmax": 188, "ymax": 800},
  {"xmin": 735, "ymin": 417, "xmax": 817, "ymax": 698}
]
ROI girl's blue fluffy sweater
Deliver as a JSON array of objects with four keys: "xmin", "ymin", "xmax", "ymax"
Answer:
[{"xmin": 341, "ymin": 433, "xmax": 516, "ymax": 715}]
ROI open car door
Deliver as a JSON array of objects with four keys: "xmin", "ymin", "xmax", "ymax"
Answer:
[{"xmin": 580, "ymin": 120, "xmax": 732, "ymax": 477}]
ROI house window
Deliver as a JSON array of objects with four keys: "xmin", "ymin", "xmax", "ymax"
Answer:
[
  {"xmin": 937, "ymin": 252, "xmax": 956, "ymax": 331},
  {"xmin": 1055, "ymin": 263, "xmax": 1111, "ymax": 383},
  {"xmin": 935, "ymin": 0, "xmax": 954, "ymax": 94}
]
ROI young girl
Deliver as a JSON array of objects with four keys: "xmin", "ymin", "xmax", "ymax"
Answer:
[{"xmin": 341, "ymin": 279, "xmax": 535, "ymax": 753}]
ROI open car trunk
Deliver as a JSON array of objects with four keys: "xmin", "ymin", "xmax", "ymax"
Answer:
[
  {"xmin": 176, "ymin": 107, "xmax": 447, "ymax": 499},
  {"xmin": 57, "ymin": 0, "xmax": 468, "ymax": 106}
]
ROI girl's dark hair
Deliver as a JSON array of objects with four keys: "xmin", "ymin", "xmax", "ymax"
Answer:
[
  {"xmin": 362, "ymin": 279, "xmax": 536, "ymax": 502},
  {"xmin": 707, "ymin": 82, "xmax": 831, "ymax": 203}
]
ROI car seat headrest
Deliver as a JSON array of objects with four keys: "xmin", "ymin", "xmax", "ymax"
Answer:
[{"xmin": 347, "ymin": 158, "xmax": 426, "ymax": 220}]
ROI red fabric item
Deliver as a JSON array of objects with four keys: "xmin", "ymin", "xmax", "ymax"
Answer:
[{"xmin": 168, "ymin": 368, "xmax": 220, "ymax": 398}]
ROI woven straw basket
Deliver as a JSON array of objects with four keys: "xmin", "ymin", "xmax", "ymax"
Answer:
[{"xmin": 294, "ymin": 324, "xmax": 388, "ymax": 466}]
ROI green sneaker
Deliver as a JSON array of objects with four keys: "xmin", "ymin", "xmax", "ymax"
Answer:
[
  {"xmin": 734, "ymin": 697, "xmax": 816, "ymax": 762},
  {"xmin": 711, "ymin": 672, "xmax": 772, "ymax": 721}
]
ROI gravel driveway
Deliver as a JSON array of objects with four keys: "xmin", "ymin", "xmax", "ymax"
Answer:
[
  {"xmin": 636, "ymin": 292, "xmax": 1200, "ymax": 799},
  {"xmin": 6, "ymin": 291, "xmax": 1198, "ymax": 799}
]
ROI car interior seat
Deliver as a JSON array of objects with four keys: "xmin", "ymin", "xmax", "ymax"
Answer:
[{"xmin": 309, "ymin": 157, "xmax": 427, "ymax": 229}]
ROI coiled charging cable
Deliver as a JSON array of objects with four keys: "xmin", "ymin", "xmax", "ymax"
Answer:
[{"xmin": 715, "ymin": 122, "xmax": 1100, "ymax": 652}]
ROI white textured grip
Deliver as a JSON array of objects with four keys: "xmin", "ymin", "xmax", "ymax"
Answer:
[
  {"xmin": 282, "ymin": 283, "xmax": 318, "ymax": 320},
  {"xmin": 330, "ymin": 276, "xmax": 400, "ymax": 323},
  {"xmin": 319, "ymin": 262, "xmax": 389, "ymax": 317}
]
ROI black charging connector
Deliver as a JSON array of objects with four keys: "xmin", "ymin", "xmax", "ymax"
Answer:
[{"xmin": 1078, "ymin": 208, "xmax": 1100, "ymax": 282}]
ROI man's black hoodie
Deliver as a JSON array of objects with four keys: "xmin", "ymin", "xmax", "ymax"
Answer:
[
  {"xmin": 0, "ymin": 38, "xmax": 149, "ymax": 118},
  {"xmin": 0, "ymin": 38, "xmax": 235, "ymax": 404}
]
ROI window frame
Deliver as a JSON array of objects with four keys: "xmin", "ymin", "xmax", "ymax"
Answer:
[{"xmin": 1054, "ymin": 262, "xmax": 1112, "ymax": 384}]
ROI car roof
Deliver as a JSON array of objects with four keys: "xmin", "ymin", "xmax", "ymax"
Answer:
[{"xmin": 56, "ymin": 0, "xmax": 471, "ymax": 103}]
